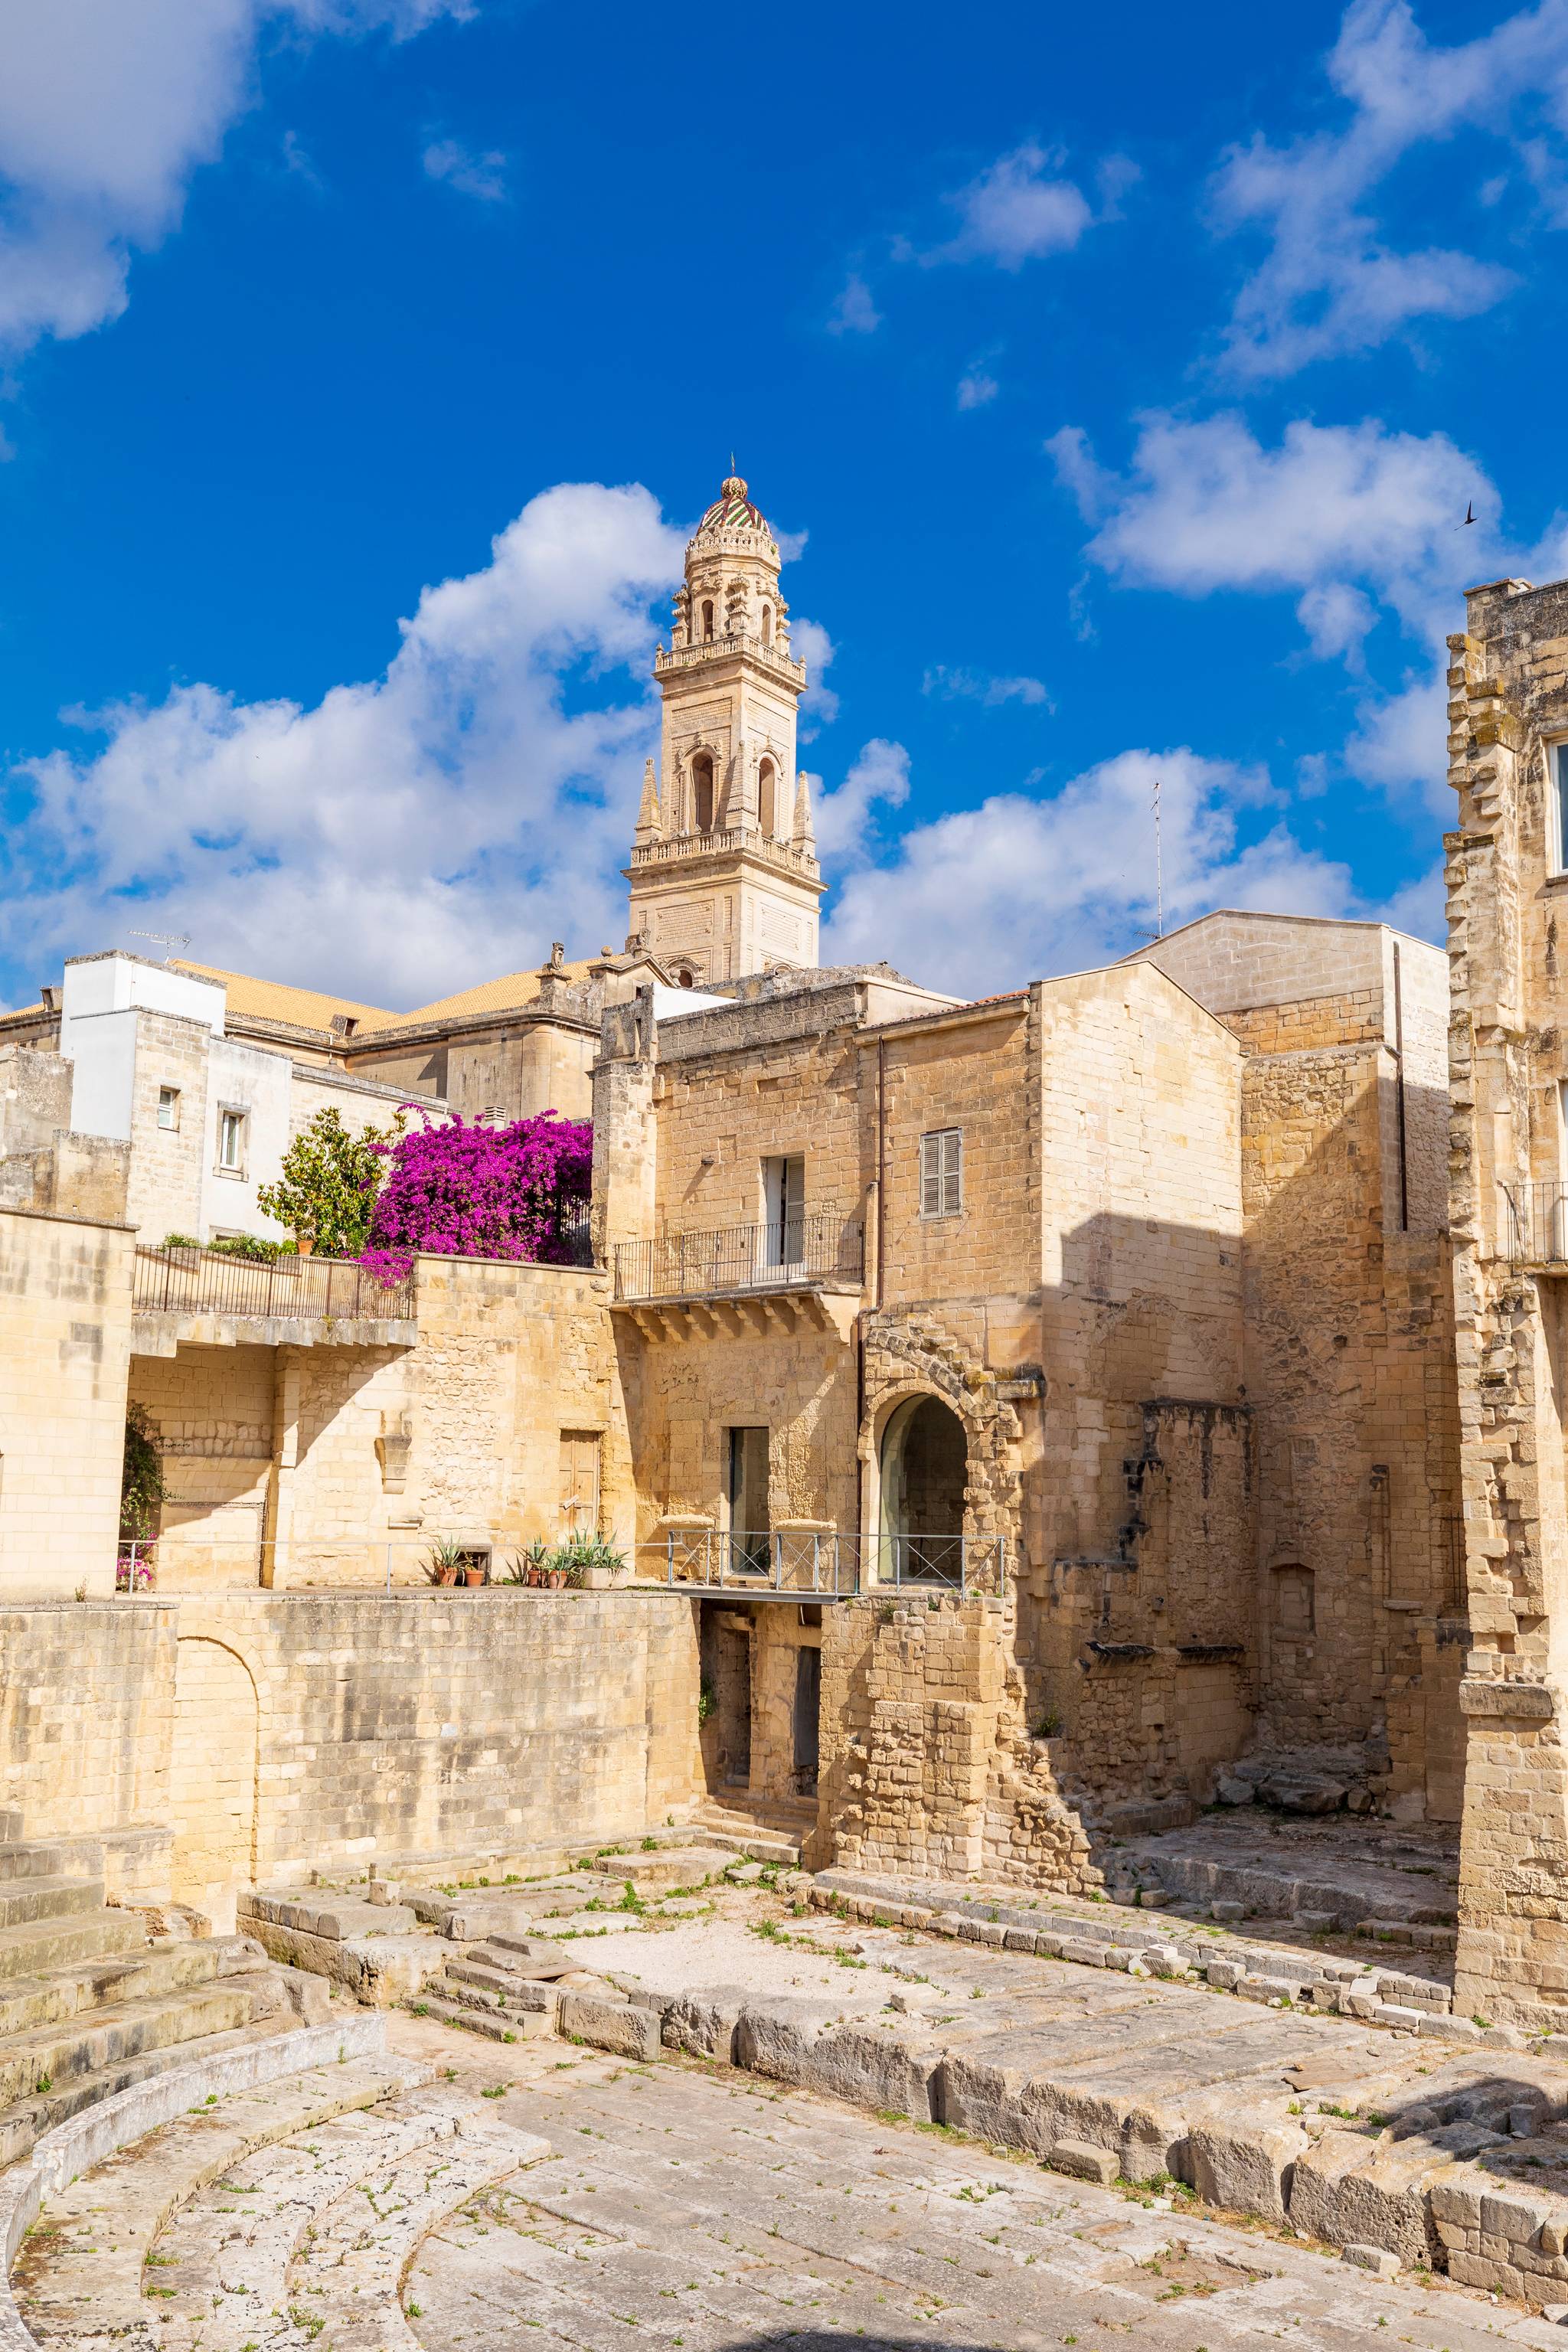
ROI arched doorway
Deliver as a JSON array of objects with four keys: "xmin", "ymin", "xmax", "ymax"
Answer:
[
  {"xmin": 879, "ymin": 1393, "xmax": 968, "ymax": 1583},
  {"xmin": 169, "ymin": 1637, "xmax": 258, "ymax": 1934}
]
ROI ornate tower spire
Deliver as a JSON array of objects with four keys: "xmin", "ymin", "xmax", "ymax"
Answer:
[{"xmin": 624, "ymin": 469, "xmax": 825, "ymax": 983}]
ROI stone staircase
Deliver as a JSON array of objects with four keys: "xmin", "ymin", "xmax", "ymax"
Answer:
[
  {"xmin": 0, "ymin": 1810, "xmax": 326, "ymax": 2170},
  {"xmin": 690, "ymin": 1791, "xmax": 817, "ymax": 1867}
]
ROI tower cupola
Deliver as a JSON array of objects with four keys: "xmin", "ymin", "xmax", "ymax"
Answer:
[{"xmin": 625, "ymin": 468, "xmax": 823, "ymax": 983}]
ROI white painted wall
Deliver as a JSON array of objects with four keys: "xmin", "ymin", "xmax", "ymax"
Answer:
[
  {"xmin": 61, "ymin": 953, "xmax": 224, "ymax": 1039},
  {"xmin": 61, "ymin": 1007, "xmax": 139, "ymax": 1141},
  {"xmin": 198, "ymin": 1037, "xmax": 296, "ymax": 1240}
]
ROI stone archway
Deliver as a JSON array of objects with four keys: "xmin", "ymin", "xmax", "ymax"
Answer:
[
  {"xmin": 169, "ymin": 1637, "xmax": 258, "ymax": 1933},
  {"xmin": 879, "ymin": 1393, "xmax": 969, "ymax": 1579}
]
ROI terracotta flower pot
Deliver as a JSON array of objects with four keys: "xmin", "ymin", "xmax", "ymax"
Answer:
[
  {"xmin": 436, "ymin": 1563, "xmax": 458, "ymax": 1586},
  {"xmin": 463, "ymin": 1566, "xmax": 486, "ymax": 1588}
]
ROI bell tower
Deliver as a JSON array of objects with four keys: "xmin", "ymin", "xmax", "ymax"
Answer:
[{"xmin": 625, "ymin": 470, "xmax": 824, "ymax": 984}]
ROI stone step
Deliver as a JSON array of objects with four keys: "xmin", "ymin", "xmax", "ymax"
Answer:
[
  {"xmin": 145, "ymin": 2089, "xmax": 547, "ymax": 2348},
  {"xmin": 12, "ymin": 2052, "xmax": 426, "ymax": 2342},
  {"xmin": 0, "ymin": 2015, "xmax": 295, "ymax": 2168},
  {"xmin": 690, "ymin": 1827, "xmax": 803, "ymax": 1864},
  {"xmin": 412, "ymin": 1991, "xmax": 531, "ymax": 2043},
  {"xmin": 0, "ymin": 1907, "xmax": 147, "ymax": 1986},
  {"xmin": 0, "ymin": 1972, "xmax": 279, "ymax": 2118},
  {"xmin": 0, "ymin": 1841, "xmax": 101, "ymax": 1889},
  {"xmin": 0, "ymin": 1877, "xmax": 106, "ymax": 1933},
  {"xmin": 0, "ymin": 1931, "xmax": 260, "ymax": 2042}
]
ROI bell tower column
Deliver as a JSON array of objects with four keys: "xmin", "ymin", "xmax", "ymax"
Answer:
[{"xmin": 625, "ymin": 471, "xmax": 825, "ymax": 984}]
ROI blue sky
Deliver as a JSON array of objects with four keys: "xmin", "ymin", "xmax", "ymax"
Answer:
[{"xmin": 2, "ymin": 0, "xmax": 1567, "ymax": 1007}]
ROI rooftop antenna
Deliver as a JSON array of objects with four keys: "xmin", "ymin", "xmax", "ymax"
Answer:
[
  {"xmin": 129, "ymin": 928, "xmax": 191, "ymax": 964},
  {"xmin": 1135, "ymin": 776, "xmax": 1165, "ymax": 942},
  {"xmin": 1153, "ymin": 774, "xmax": 1163, "ymax": 939}
]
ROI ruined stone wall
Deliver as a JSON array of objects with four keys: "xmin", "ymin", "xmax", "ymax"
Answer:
[
  {"xmin": 1446, "ymin": 575, "xmax": 1568, "ymax": 2027},
  {"xmin": 0, "ymin": 1205, "xmax": 133, "ymax": 1599},
  {"xmin": 818, "ymin": 1592, "xmax": 1093, "ymax": 1889},
  {"xmin": 1240, "ymin": 1039, "xmax": 1462, "ymax": 1805}
]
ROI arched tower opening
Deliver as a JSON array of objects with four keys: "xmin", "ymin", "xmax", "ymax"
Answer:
[
  {"xmin": 757, "ymin": 756, "xmax": 777, "ymax": 838},
  {"xmin": 691, "ymin": 751, "xmax": 714, "ymax": 834},
  {"xmin": 879, "ymin": 1394, "xmax": 969, "ymax": 1581}
]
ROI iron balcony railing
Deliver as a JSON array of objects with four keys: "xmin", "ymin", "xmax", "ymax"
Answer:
[
  {"xmin": 613, "ymin": 1213, "xmax": 863, "ymax": 1303},
  {"xmin": 649, "ymin": 1529, "xmax": 1008, "ymax": 1599},
  {"xmin": 1504, "ymin": 1183, "xmax": 1568, "ymax": 1266},
  {"xmin": 132, "ymin": 1244, "xmax": 417, "ymax": 1321}
]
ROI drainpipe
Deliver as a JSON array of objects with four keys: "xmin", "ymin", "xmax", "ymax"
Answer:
[{"xmin": 1392, "ymin": 941, "xmax": 1409, "ymax": 1233}]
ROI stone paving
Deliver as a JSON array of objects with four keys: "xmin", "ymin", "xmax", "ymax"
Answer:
[{"xmin": 389, "ymin": 2020, "xmax": 1568, "ymax": 2352}]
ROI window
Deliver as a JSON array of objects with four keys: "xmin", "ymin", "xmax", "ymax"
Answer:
[
  {"xmin": 760, "ymin": 604, "xmax": 773, "ymax": 648},
  {"xmin": 560, "ymin": 1429, "xmax": 601, "ymax": 1535},
  {"xmin": 217, "ymin": 1109, "xmax": 247, "ymax": 1174},
  {"xmin": 920, "ymin": 1128, "xmax": 962, "ymax": 1218},
  {"xmin": 763, "ymin": 1153, "xmax": 804, "ymax": 1266},
  {"xmin": 1273, "ymin": 1564, "xmax": 1315, "ymax": 1635},
  {"xmin": 1556, "ymin": 743, "xmax": 1568, "ymax": 874},
  {"xmin": 757, "ymin": 756, "xmax": 777, "ymax": 837},
  {"xmin": 156, "ymin": 1086, "xmax": 180, "ymax": 1132},
  {"xmin": 691, "ymin": 751, "xmax": 714, "ymax": 833},
  {"xmin": 701, "ymin": 599, "xmax": 714, "ymax": 642}
]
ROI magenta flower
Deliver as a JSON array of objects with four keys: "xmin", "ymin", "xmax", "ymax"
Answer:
[{"xmin": 361, "ymin": 1108, "xmax": 592, "ymax": 1281}]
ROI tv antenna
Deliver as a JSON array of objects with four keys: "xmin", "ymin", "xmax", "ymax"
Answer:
[
  {"xmin": 129, "ymin": 928, "xmax": 191, "ymax": 963},
  {"xmin": 1135, "ymin": 776, "xmax": 1164, "ymax": 941}
]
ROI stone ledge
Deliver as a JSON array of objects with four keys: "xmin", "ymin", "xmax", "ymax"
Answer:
[{"xmin": 1459, "ymin": 1677, "xmax": 1556, "ymax": 1720}]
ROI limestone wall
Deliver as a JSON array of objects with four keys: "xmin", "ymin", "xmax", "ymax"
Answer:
[
  {"xmin": 0, "ymin": 1591, "xmax": 703, "ymax": 1917},
  {"xmin": 0, "ymin": 1206, "xmax": 132, "ymax": 1599}
]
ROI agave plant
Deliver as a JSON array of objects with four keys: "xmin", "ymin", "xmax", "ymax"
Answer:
[{"xmin": 423, "ymin": 1537, "xmax": 468, "ymax": 1586}]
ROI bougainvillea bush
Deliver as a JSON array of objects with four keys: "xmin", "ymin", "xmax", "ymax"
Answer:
[{"xmin": 361, "ymin": 1109, "xmax": 592, "ymax": 1280}]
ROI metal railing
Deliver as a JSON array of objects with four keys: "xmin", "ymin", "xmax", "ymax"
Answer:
[
  {"xmin": 113, "ymin": 1534, "xmax": 628, "ymax": 1594},
  {"xmin": 1504, "ymin": 1183, "xmax": 1568, "ymax": 1266},
  {"xmin": 132, "ymin": 1244, "xmax": 417, "ymax": 1321},
  {"xmin": 652, "ymin": 1529, "xmax": 1008, "ymax": 1598},
  {"xmin": 614, "ymin": 1213, "xmax": 863, "ymax": 1302}
]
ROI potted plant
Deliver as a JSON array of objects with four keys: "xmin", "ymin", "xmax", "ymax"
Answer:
[
  {"xmin": 423, "ymin": 1538, "xmax": 465, "ymax": 1588},
  {"xmin": 461, "ymin": 1553, "xmax": 488, "ymax": 1589}
]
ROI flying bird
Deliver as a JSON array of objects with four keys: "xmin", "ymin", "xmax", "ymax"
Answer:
[{"xmin": 1461, "ymin": 501, "xmax": 1476, "ymax": 527}]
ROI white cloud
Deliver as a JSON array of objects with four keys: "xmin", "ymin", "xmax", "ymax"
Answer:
[
  {"xmin": 824, "ymin": 746, "xmax": 1356, "ymax": 997},
  {"xmin": 2, "ymin": 482, "xmax": 684, "ymax": 1009},
  {"xmin": 1210, "ymin": 0, "xmax": 1568, "ymax": 377},
  {"xmin": 926, "ymin": 142, "xmax": 1095, "ymax": 269},
  {"xmin": 811, "ymin": 739, "xmax": 910, "ymax": 864},
  {"xmin": 422, "ymin": 136, "xmax": 508, "ymax": 203},
  {"xmin": 923, "ymin": 665, "xmax": 1051, "ymax": 709},
  {"xmin": 827, "ymin": 272, "xmax": 881, "ymax": 334},
  {"xmin": 1296, "ymin": 580, "xmax": 1379, "ymax": 666},
  {"xmin": 0, "ymin": 0, "xmax": 470, "ymax": 363},
  {"xmin": 791, "ymin": 616, "xmax": 839, "ymax": 735},
  {"xmin": 956, "ymin": 363, "xmax": 999, "ymax": 410}
]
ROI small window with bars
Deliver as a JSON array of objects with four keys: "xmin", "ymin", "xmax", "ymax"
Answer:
[{"xmin": 919, "ymin": 1127, "xmax": 962, "ymax": 1219}]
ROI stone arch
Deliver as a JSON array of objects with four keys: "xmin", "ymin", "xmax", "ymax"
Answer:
[
  {"xmin": 757, "ymin": 755, "xmax": 778, "ymax": 837},
  {"xmin": 860, "ymin": 1314, "xmax": 1027, "ymax": 1587},
  {"xmin": 691, "ymin": 750, "xmax": 715, "ymax": 834},
  {"xmin": 169, "ymin": 1635, "xmax": 259, "ymax": 1933}
]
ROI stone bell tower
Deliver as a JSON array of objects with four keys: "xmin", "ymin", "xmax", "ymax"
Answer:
[{"xmin": 625, "ymin": 469, "xmax": 823, "ymax": 984}]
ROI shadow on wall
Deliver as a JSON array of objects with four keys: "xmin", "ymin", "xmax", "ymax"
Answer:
[{"xmin": 1025, "ymin": 1060, "xmax": 1459, "ymax": 1825}]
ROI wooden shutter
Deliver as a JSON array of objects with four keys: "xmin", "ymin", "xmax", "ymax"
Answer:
[
  {"xmin": 920, "ymin": 1129, "xmax": 962, "ymax": 1217},
  {"xmin": 559, "ymin": 1430, "xmax": 601, "ymax": 1534}
]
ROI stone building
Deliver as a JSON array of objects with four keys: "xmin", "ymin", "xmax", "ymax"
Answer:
[
  {"xmin": 0, "ymin": 467, "xmax": 1485, "ymax": 1932},
  {"xmin": 1446, "ymin": 572, "xmax": 1568, "ymax": 2032}
]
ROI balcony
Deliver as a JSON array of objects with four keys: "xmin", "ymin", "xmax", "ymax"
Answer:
[
  {"xmin": 612, "ymin": 1214, "xmax": 863, "ymax": 1342},
  {"xmin": 628, "ymin": 825, "xmax": 818, "ymax": 879},
  {"xmin": 653, "ymin": 632, "xmax": 806, "ymax": 688},
  {"xmin": 1504, "ymin": 1184, "xmax": 1568, "ymax": 1268},
  {"xmin": 132, "ymin": 1243, "xmax": 418, "ymax": 1355},
  {"xmin": 643, "ymin": 1528, "xmax": 1008, "ymax": 1599}
]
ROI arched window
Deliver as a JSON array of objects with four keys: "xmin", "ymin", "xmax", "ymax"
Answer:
[
  {"xmin": 702, "ymin": 599, "xmax": 715, "ymax": 642},
  {"xmin": 692, "ymin": 751, "xmax": 714, "ymax": 833},
  {"xmin": 757, "ymin": 757, "xmax": 777, "ymax": 838},
  {"xmin": 676, "ymin": 967, "xmax": 695, "ymax": 988},
  {"xmin": 761, "ymin": 605, "xmax": 773, "ymax": 648}
]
